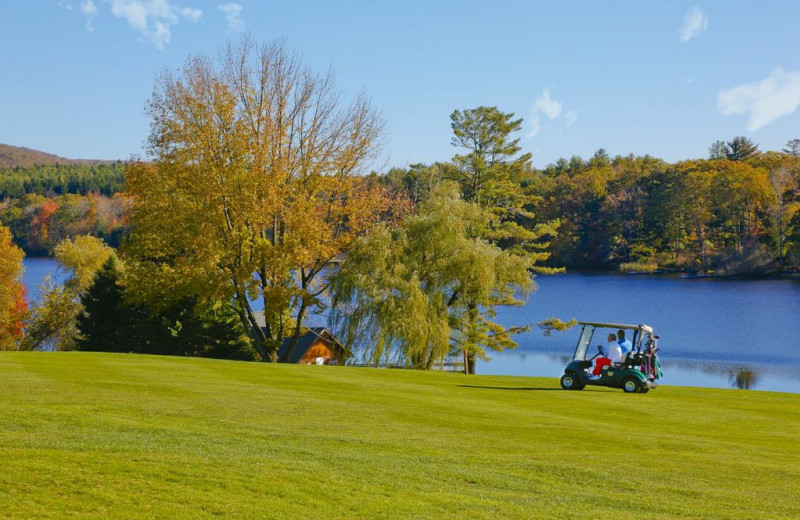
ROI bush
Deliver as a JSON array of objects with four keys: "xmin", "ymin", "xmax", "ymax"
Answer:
[{"xmin": 618, "ymin": 261, "xmax": 659, "ymax": 273}]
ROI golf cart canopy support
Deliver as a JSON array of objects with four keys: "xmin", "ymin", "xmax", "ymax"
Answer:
[{"xmin": 577, "ymin": 322, "xmax": 654, "ymax": 334}]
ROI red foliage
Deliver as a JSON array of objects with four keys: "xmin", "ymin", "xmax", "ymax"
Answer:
[{"xmin": 9, "ymin": 284, "xmax": 28, "ymax": 339}]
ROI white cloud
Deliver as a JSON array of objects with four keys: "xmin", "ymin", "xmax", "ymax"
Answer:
[
  {"xmin": 679, "ymin": 7, "xmax": 708, "ymax": 43},
  {"xmin": 564, "ymin": 110, "xmax": 578, "ymax": 127},
  {"xmin": 533, "ymin": 89, "xmax": 562, "ymax": 120},
  {"xmin": 58, "ymin": 1, "xmax": 75, "ymax": 10},
  {"xmin": 180, "ymin": 6, "xmax": 202, "ymax": 22},
  {"xmin": 80, "ymin": 0, "xmax": 98, "ymax": 31},
  {"xmin": 104, "ymin": 0, "xmax": 203, "ymax": 49},
  {"xmin": 527, "ymin": 89, "xmax": 575, "ymax": 138},
  {"xmin": 717, "ymin": 68, "xmax": 800, "ymax": 131},
  {"xmin": 218, "ymin": 3, "xmax": 244, "ymax": 32},
  {"xmin": 527, "ymin": 118, "xmax": 542, "ymax": 138}
]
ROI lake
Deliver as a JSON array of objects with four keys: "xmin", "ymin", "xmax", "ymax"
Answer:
[
  {"xmin": 487, "ymin": 272, "xmax": 800, "ymax": 393},
  {"xmin": 22, "ymin": 259, "xmax": 800, "ymax": 393}
]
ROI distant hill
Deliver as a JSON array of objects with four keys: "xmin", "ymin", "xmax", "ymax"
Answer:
[{"xmin": 0, "ymin": 143, "xmax": 114, "ymax": 169}]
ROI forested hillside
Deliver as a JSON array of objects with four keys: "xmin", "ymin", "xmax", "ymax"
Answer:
[
  {"xmin": 0, "ymin": 162, "xmax": 125, "ymax": 198},
  {"xmin": 0, "ymin": 145, "xmax": 127, "ymax": 255},
  {"xmin": 0, "ymin": 143, "xmax": 114, "ymax": 168}
]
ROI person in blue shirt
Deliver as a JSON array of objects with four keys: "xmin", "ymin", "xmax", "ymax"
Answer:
[{"xmin": 617, "ymin": 329, "xmax": 632, "ymax": 356}]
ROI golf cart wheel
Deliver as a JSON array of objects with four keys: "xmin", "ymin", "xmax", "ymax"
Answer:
[
  {"xmin": 638, "ymin": 385, "xmax": 650, "ymax": 394},
  {"xmin": 560, "ymin": 374, "xmax": 579, "ymax": 390},
  {"xmin": 622, "ymin": 377, "xmax": 641, "ymax": 393}
]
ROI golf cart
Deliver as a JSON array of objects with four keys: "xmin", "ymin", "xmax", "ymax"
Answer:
[{"xmin": 559, "ymin": 322, "xmax": 662, "ymax": 393}]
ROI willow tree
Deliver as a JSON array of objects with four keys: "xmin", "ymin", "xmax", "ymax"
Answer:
[
  {"xmin": 331, "ymin": 184, "xmax": 533, "ymax": 371},
  {"xmin": 125, "ymin": 38, "xmax": 389, "ymax": 362}
]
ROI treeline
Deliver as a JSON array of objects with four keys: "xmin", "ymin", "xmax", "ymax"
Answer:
[
  {"xmin": 0, "ymin": 193, "xmax": 128, "ymax": 256},
  {"xmin": 382, "ymin": 138, "xmax": 800, "ymax": 275},
  {"xmin": 0, "ymin": 162, "xmax": 125, "ymax": 198},
  {"xmin": 532, "ymin": 147, "xmax": 800, "ymax": 274}
]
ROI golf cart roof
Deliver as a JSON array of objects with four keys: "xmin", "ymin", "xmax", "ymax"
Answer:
[{"xmin": 578, "ymin": 322, "xmax": 654, "ymax": 334}]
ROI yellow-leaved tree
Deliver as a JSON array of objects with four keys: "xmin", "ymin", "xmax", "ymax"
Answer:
[
  {"xmin": 21, "ymin": 235, "xmax": 115, "ymax": 351},
  {"xmin": 0, "ymin": 224, "xmax": 27, "ymax": 350},
  {"xmin": 125, "ymin": 38, "xmax": 395, "ymax": 361}
]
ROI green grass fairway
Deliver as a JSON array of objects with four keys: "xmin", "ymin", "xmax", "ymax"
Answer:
[{"xmin": 1, "ymin": 353, "xmax": 798, "ymax": 519}]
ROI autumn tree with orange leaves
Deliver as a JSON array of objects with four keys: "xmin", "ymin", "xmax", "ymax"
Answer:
[
  {"xmin": 125, "ymin": 38, "xmax": 397, "ymax": 362},
  {"xmin": 0, "ymin": 224, "xmax": 27, "ymax": 349}
]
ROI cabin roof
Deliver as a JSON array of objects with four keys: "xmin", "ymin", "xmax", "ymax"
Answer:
[
  {"xmin": 277, "ymin": 327, "xmax": 343, "ymax": 363},
  {"xmin": 251, "ymin": 311, "xmax": 343, "ymax": 363}
]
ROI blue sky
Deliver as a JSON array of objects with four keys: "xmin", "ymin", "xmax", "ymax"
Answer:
[{"xmin": 1, "ymin": 1, "xmax": 799, "ymax": 168}]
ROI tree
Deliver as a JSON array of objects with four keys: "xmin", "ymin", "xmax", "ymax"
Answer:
[
  {"xmin": 708, "ymin": 140, "xmax": 728, "ymax": 160},
  {"xmin": 21, "ymin": 235, "xmax": 114, "ymax": 351},
  {"xmin": 449, "ymin": 106, "xmax": 531, "ymax": 204},
  {"xmin": 76, "ymin": 258, "xmax": 255, "ymax": 360},
  {"xmin": 382, "ymin": 163, "xmax": 443, "ymax": 204},
  {"xmin": 782, "ymin": 139, "xmax": 800, "ymax": 157},
  {"xmin": 448, "ymin": 107, "xmax": 559, "ymax": 371},
  {"xmin": 124, "ymin": 38, "xmax": 391, "ymax": 362},
  {"xmin": 709, "ymin": 161, "xmax": 774, "ymax": 263},
  {"xmin": 0, "ymin": 224, "xmax": 27, "ymax": 349},
  {"xmin": 331, "ymin": 184, "xmax": 533, "ymax": 371},
  {"xmin": 589, "ymin": 148, "xmax": 611, "ymax": 168},
  {"xmin": 725, "ymin": 136, "xmax": 760, "ymax": 161},
  {"xmin": 769, "ymin": 166, "xmax": 798, "ymax": 266},
  {"xmin": 449, "ymin": 106, "xmax": 559, "ymax": 263},
  {"xmin": 75, "ymin": 258, "xmax": 127, "ymax": 352}
]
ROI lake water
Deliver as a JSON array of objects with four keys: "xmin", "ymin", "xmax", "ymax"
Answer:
[
  {"xmin": 22, "ymin": 259, "xmax": 800, "ymax": 393},
  {"xmin": 486, "ymin": 272, "xmax": 800, "ymax": 393},
  {"xmin": 22, "ymin": 258, "xmax": 67, "ymax": 301}
]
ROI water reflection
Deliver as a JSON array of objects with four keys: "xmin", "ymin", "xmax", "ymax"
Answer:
[
  {"xmin": 480, "ymin": 351, "xmax": 800, "ymax": 394},
  {"xmin": 733, "ymin": 369, "xmax": 758, "ymax": 390},
  {"xmin": 685, "ymin": 360, "xmax": 761, "ymax": 389}
]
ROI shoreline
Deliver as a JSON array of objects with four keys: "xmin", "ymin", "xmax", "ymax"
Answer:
[
  {"xmin": 22, "ymin": 256, "xmax": 800, "ymax": 281},
  {"xmin": 544, "ymin": 266, "xmax": 800, "ymax": 281}
]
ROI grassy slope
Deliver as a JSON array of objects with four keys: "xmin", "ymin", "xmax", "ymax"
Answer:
[{"xmin": 1, "ymin": 353, "xmax": 798, "ymax": 519}]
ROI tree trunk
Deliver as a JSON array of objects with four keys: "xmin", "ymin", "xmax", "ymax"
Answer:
[
  {"xmin": 466, "ymin": 353, "xmax": 476, "ymax": 374},
  {"xmin": 280, "ymin": 300, "xmax": 309, "ymax": 363},
  {"xmin": 231, "ymin": 274, "xmax": 272, "ymax": 362},
  {"xmin": 777, "ymin": 197, "xmax": 785, "ymax": 266}
]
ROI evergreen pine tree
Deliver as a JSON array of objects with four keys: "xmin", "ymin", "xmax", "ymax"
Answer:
[
  {"xmin": 725, "ymin": 136, "xmax": 760, "ymax": 161},
  {"xmin": 77, "ymin": 258, "xmax": 254, "ymax": 359}
]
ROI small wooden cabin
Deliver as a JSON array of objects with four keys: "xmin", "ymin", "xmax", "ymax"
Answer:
[
  {"xmin": 277, "ymin": 328, "xmax": 346, "ymax": 365},
  {"xmin": 252, "ymin": 312, "xmax": 346, "ymax": 364}
]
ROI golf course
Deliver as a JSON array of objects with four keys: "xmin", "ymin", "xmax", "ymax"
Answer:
[{"xmin": 1, "ymin": 352, "xmax": 798, "ymax": 519}]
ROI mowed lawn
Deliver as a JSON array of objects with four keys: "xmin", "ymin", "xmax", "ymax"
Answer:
[{"xmin": 1, "ymin": 353, "xmax": 798, "ymax": 519}]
